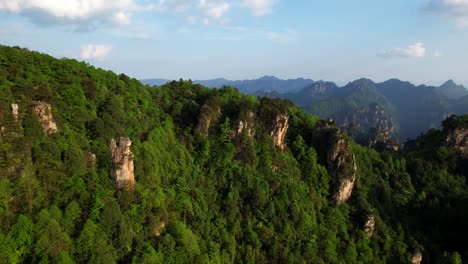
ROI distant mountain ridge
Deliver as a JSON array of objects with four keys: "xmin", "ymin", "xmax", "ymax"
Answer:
[
  {"xmin": 142, "ymin": 76, "xmax": 468, "ymax": 143},
  {"xmin": 142, "ymin": 76, "xmax": 316, "ymax": 94}
]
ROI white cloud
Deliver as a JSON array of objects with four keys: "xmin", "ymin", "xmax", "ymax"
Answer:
[
  {"xmin": 378, "ymin": 42, "xmax": 426, "ymax": 58},
  {"xmin": 199, "ymin": 0, "xmax": 230, "ymax": 18},
  {"xmin": 426, "ymin": 0, "xmax": 468, "ymax": 27},
  {"xmin": 80, "ymin": 44, "xmax": 113, "ymax": 60},
  {"xmin": 242, "ymin": 0, "xmax": 275, "ymax": 16},
  {"xmin": 0, "ymin": 0, "xmax": 156, "ymax": 28}
]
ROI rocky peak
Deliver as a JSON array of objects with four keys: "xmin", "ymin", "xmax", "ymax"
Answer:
[
  {"xmin": 443, "ymin": 115, "xmax": 468, "ymax": 159},
  {"xmin": 411, "ymin": 252, "xmax": 423, "ymax": 264},
  {"xmin": 332, "ymin": 153, "xmax": 357, "ymax": 204},
  {"xmin": 110, "ymin": 137, "xmax": 135, "ymax": 190},
  {"xmin": 311, "ymin": 124, "xmax": 357, "ymax": 204},
  {"xmin": 231, "ymin": 111, "xmax": 255, "ymax": 139},
  {"xmin": 32, "ymin": 101, "xmax": 57, "ymax": 135},
  {"xmin": 446, "ymin": 127, "xmax": 468, "ymax": 159},
  {"xmin": 342, "ymin": 103, "xmax": 398, "ymax": 150},
  {"xmin": 197, "ymin": 102, "xmax": 221, "ymax": 137},
  {"xmin": 86, "ymin": 152, "xmax": 96, "ymax": 167},
  {"xmin": 270, "ymin": 114, "xmax": 289, "ymax": 150},
  {"xmin": 364, "ymin": 212, "xmax": 375, "ymax": 238},
  {"xmin": 11, "ymin": 104, "xmax": 19, "ymax": 121}
]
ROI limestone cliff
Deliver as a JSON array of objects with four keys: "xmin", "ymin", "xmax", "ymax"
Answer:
[
  {"xmin": 231, "ymin": 111, "xmax": 255, "ymax": 139},
  {"xmin": 86, "ymin": 152, "xmax": 96, "ymax": 167},
  {"xmin": 311, "ymin": 120, "xmax": 357, "ymax": 204},
  {"xmin": 110, "ymin": 137, "xmax": 135, "ymax": 190},
  {"xmin": 32, "ymin": 101, "xmax": 58, "ymax": 135},
  {"xmin": 342, "ymin": 103, "xmax": 398, "ymax": 150},
  {"xmin": 197, "ymin": 101, "xmax": 221, "ymax": 136},
  {"xmin": 270, "ymin": 114, "xmax": 289, "ymax": 150},
  {"xmin": 11, "ymin": 104, "xmax": 19, "ymax": 121},
  {"xmin": 445, "ymin": 127, "xmax": 468, "ymax": 159},
  {"xmin": 364, "ymin": 212, "xmax": 375, "ymax": 238}
]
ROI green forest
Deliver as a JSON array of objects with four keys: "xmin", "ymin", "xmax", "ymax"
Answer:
[{"xmin": 0, "ymin": 45, "xmax": 467, "ymax": 263}]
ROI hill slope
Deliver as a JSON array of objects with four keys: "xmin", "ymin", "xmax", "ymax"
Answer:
[{"xmin": 0, "ymin": 45, "xmax": 467, "ymax": 263}]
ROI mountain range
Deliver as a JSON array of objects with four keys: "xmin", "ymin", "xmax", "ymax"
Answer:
[
  {"xmin": 142, "ymin": 76, "xmax": 468, "ymax": 144},
  {"xmin": 2, "ymin": 45, "xmax": 468, "ymax": 263}
]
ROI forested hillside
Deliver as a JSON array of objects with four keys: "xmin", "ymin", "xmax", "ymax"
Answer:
[{"xmin": 0, "ymin": 45, "xmax": 467, "ymax": 263}]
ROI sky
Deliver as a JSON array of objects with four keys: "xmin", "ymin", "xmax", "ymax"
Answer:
[{"xmin": 1, "ymin": 0, "xmax": 468, "ymax": 85}]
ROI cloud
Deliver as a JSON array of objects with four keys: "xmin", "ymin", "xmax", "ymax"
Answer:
[
  {"xmin": 0, "ymin": 0, "xmax": 156, "ymax": 29},
  {"xmin": 378, "ymin": 42, "xmax": 426, "ymax": 58},
  {"xmin": 80, "ymin": 44, "xmax": 113, "ymax": 60},
  {"xmin": 425, "ymin": 0, "xmax": 468, "ymax": 27},
  {"xmin": 242, "ymin": 0, "xmax": 275, "ymax": 16},
  {"xmin": 199, "ymin": 0, "xmax": 230, "ymax": 18}
]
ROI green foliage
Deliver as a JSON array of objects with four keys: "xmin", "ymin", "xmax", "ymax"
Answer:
[{"xmin": 0, "ymin": 45, "xmax": 466, "ymax": 263}]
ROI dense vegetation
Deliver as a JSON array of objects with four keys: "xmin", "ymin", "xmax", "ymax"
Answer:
[{"xmin": 0, "ymin": 45, "xmax": 467, "ymax": 263}]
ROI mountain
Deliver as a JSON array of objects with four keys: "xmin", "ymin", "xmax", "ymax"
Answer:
[
  {"xmin": 287, "ymin": 78, "xmax": 468, "ymax": 143},
  {"xmin": 1, "ymin": 45, "xmax": 467, "ymax": 263},
  {"xmin": 141, "ymin": 76, "xmax": 315, "ymax": 94},
  {"xmin": 144, "ymin": 76, "xmax": 468, "ymax": 144},
  {"xmin": 436, "ymin": 80, "xmax": 468, "ymax": 99},
  {"xmin": 140, "ymin": 78, "xmax": 171, "ymax": 86}
]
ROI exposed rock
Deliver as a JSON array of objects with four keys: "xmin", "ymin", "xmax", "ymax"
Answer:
[
  {"xmin": 342, "ymin": 103, "xmax": 398, "ymax": 150},
  {"xmin": 231, "ymin": 111, "xmax": 255, "ymax": 139},
  {"xmin": 197, "ymin": 103, "xmax": 221, "ymax": 136},
  {"xmin": 154, "ymin": 222, "xmax": 166, "ymax": 237},
  {"xmin": 446, "ymin": 127, "xmax": 468, "ymax": 159},
  {"xmin": 32, "ymin": 101, "xmax": 57, "ymax": 135},
  {"xmin": 411, "ymin": 252, "xmax": 423, "ymax": 264},
  {"xmin": 332, "ymin": 153, "xmax": 357, "ymax": 204},
  {"xmin": 11, "ymin": 104, "xmax": 19, "ymax": 121},
  {"xmin": 311, "ymin": 122, "xmax": 357, "ymax": 204},
  {"xmin": 364, "ymin": 212, "xmax": 375, "ymax": 238},
  {"xmin": 270, "ymin": 114, "xmax": 289, "ymax": 150},
  {"xmin": 110, "ymin": 137, "xmax": 135, "ymax": 190},
  {"xmin": 367, "ymin": 126, "xmax": 399, "ymax": 151},
  {"xmin": 86, "ymin": 152, "xmax": 96, "ymax": 167}
]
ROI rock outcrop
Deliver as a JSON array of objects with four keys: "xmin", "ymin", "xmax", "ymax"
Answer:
[
  {"xmin": 364, "ymin": 212, "xmax": 375, "ymax": 238},
  {"xmin": 11, "ymin": 104, "xmax": 19, "ymax": 121},
  {"xmin": 411, "ymin": 252, "xmax": 423, "ymax": 264},
  {"xmin": 32, "ymin": 101, "xmax": 57, "ymax": 135},
  {"xmin": 154, "ymin": 222, "xmax": 165, "ymax": 237},
  {"xmin": 197, "ymin": 103, "xmax": 221, "ymax": 137},
  {"xmin": 342, "ymin": 103, "xmax": 399, "ymax": 151},
  {"xmin": 110, "ymin": 137, "xmax": 135, "ymax": 190},
  {"xmin": 231, "ymin": 111, "xmax": 255, "ymax": 139},
  {"xmin": 86, "ymin": 152, "xmax": 96, "ymax": 167},
  {"xmin": 270, "ymin": 114, "xmax": 289, "ymax": 150},
  {"xmin": 311, "ymin": 121, "xmax": 358, "ymax": 204},
  {"xmin": 446, "ymin": 127, "xmax": 468, "ymax": 159},
  {"xmin": 332, "ymin": 153, "xmax": 357, "ymax": 204}
]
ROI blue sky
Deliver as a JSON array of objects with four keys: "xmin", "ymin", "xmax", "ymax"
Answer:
[{"xmin": 1, "ymin": 0, "xmax": 468, "ymax": 85}]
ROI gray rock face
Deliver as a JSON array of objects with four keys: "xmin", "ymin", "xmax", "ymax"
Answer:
[
  {"xmin": 110, "ymin": 137, "xmax": 135, "ymax": 190},
  {"xmin": 312, "ymin": 121, "xmax": 358, "ymax": 204},
  {"xmin": 197, "ymin": 104, "xmax": 221, "ymax": 137},
  {"xmin": 32, "ymin": 101, "xmax": 57, "ymax": 135},
  {"xmin": 11, "ymin": 104, "xmax": 19, "ymax": 121},
  {"xmin": 446, "ymin": 127, "xmax": 468, "ymax": 159},
  {"xmin": 270, "ymin": 114, "xmax": 289, "ymax": 150},
  {"xmin": 332, "ymin": 152, "xmax": 357, "ymax": 204},
  {"xmin": 231, "ymin": 111, "xmax": 255, "ymax": 139},
  {"xmin": 86, "ymin": 152, "xmax": 96, "ymax": 167},
  {"xmin": 364, "ymin": 212, "xmax": 375, "ymax": 238}
]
